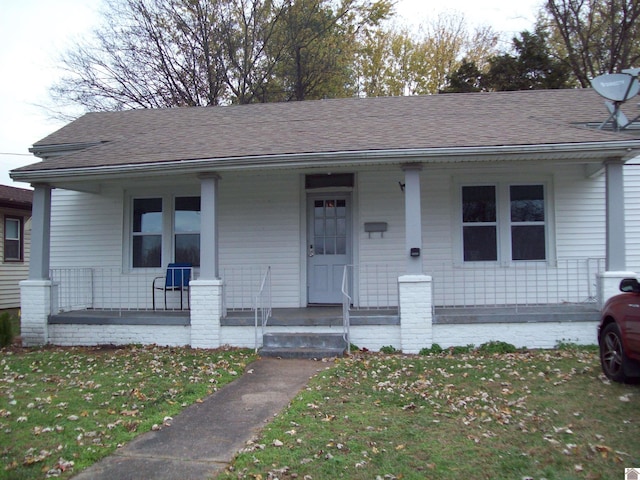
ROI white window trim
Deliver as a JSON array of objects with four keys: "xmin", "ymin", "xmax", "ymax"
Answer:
[
  {"xmin": 4, "ymin": 216, "xmax": 22, "ymax": 262},
  {"xmin": 123, "ymin": 190, "xmax": 201, "ymax": 271},
  {"xmin": 452, "ymin": 176, "xmax": 556, "ymax": 267}
]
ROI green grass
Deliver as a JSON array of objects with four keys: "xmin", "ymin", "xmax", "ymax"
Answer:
[
  {"xmin": 0, "ymin": 345, "xmax": 256, "ymax": 479},
  {"xmin": 221, "ymin": 348, "xmax": 639, "ymax": 480}
]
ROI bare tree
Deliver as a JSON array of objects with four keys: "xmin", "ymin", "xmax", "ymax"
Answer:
[
  {"xmin": 544, "ymin": 0, "xmax": 640, "ymax": 87},
  {"xmin": 51, "ymin": 0, "xmax": 228, "ymax": 113}
]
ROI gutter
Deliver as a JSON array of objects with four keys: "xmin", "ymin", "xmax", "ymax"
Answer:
[{"xmin": 11, "ymin": 141, "xmax": 640, "ymax": 183}]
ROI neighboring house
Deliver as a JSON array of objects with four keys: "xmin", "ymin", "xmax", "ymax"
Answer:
[
  {"xmin": 0, "ymin": 185, "xmax": 32, "ymax": 309},
  {"xmin": 10, "ymin": 89, "xmax": 640, "ymax": 352}
]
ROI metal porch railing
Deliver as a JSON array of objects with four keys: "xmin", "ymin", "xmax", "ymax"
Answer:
[
  {"xmin": 430, "ymin": 258, "xmax": 605, "ymax": 309},
  {"xmin": 51, "ymin": 258, "xmax": 606, "ymax": 315},
  {"xmin": 341, "ymin": 266, "xmax": 352, "ymax": 354},
  {"xmin": 254, "ymin": 266, "xmax": 272, "ymax": 352}
]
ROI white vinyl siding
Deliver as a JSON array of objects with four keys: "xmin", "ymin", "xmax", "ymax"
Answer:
[
  {"xmin": 50, "ymin": 188, "xmax": 124, "ymax": 269},
  {"xmin": 554, "ymin": 164, "xmax": 606, "ymax": 259},
  {"xmin": 219, "ymin": 172, "xmax": 301, "ymax": 308},
  {"xmin": 625, "ymin": 161, "xmax": 640, "ymax": 272}
]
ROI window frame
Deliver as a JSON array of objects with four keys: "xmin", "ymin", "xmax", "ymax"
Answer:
[
  {"xmin": 454, "ymin": 178, "xmax": 555, "ymax": 266},
  {"xmin": 3, "ymin": 215, "xmax": 23, "ymax": 262},
  {"xmin": 125, "ymin": 192, "xmax": 201, "ymax": 270}
]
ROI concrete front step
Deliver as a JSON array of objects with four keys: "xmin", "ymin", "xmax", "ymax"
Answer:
[{"xmin": 259, "ymin": 332, "xmax": 347, "ymax": 359}]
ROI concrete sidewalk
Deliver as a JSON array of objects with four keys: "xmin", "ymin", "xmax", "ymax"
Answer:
[{"xmin": 72, "ymin": 358, "xmax": 329, "ymax": 480}]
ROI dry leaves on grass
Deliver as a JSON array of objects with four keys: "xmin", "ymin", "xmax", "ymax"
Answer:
[{"xmin": 1, "ymin": 345, "xmax": 254, "ymax": 478}]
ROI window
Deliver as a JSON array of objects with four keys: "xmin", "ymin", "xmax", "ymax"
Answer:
[
  {"xmin": 510, "ymin": 185, "xmax": 545, "ymax": 261},
  {"xmin": 130, "ymin": 196, "xmax": 201, "ymax": 268},
  {"xmin": 462, "ymin": 186, "xmax": 497, "ymax": 261},
  {"xmin": 461, "ymin": 184, "xmax": 547, "ymax": 263},
  {"xmin": 132, "ymin": 198, "xmax": 163, "ymax": 268},
  {"xmin": 174, "ymin": 197, "xmax": 200, "ymax": 266},
  {"xmin": 4, "ymin": 216, "xmax": 22, "ymax": 262}
]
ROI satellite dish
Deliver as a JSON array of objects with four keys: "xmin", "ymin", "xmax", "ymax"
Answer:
[
  {"xmin": 590, "ymin": 73, "xmax": 640, "ymax": 101},
  {"xmin": 590, "ymin": 72, "xmax": 640, "ymax": 130}
]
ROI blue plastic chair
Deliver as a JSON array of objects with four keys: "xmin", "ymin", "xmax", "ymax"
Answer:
[{"xmin": 152, "ymin": 263, "xmax": 192, "ymax": 310}]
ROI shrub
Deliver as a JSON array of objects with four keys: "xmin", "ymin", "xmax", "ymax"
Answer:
[
  {"xmin": 419, "ymin": 344, "xmax": 443, "ymax": 355},
  {"xmin": 478, "ymin": 341, "xmax": 517, "ymax": 354},
  {"xmin": 0, "ymin": 312, "xmax": 15, "ymax": 347},
  {"xmin": 380, "ymin": 345, "xmax": 398, "ymax": 354},
  {"xmin": 449, "ymin": 344, "xmax": 475, "ymax": 355}
]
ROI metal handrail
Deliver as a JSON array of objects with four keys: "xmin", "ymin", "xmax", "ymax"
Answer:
[
  {"xmin": 341, "ymin": 265, "xmax": 352, "ymax": 354},
  {"xmin": 254, "ymin": 266, "xmax": 272, "ymax": 352}
]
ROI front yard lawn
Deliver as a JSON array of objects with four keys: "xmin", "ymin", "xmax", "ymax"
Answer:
[
  {"xmin": 0, "ymin": 345, "xmax": 256, "ymax": 479},
  {"xmin": 2, "ymin": 344, "xmax": 638, "ymax": 480},
  {"xmin": 221, "ymin": 346, "xmax": 639, "ymax": 480}
]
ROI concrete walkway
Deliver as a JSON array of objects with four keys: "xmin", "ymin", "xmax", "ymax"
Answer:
[{"xmin": 72, "ymin": 358, "xmax": 330, "ymax": 480}]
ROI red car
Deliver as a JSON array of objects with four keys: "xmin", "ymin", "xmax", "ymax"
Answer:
[{"xmin": 599, "ymin": 278, "xmax": 640, "ymax": 382}]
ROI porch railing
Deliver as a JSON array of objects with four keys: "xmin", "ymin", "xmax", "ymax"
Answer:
[
  {"xmin": 341, "ymin": 266, "xmax": 352, "ymax": 354},
  {"xmin": 254, "ymin": 266, "xmax": 272, "ymax": 352},
  {"xmin": 221, "ymin": 266, "xmax": 265, "ymax": 312},
  {"xmin": 51, "ymin": 258, "xmax": 606, "ymax": 314},
  {"xmin": 430, "ymin": 258, "xmax": 605, "ymax": 309},
  {"xmin": 347, "ymin": 263, "xmax": 403, "ymax": 309},
  {"xmin": 51, "ymin": 268, "xmax": 162, "ymax": 312}
]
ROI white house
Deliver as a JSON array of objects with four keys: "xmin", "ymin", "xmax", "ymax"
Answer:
[{"xmin": 11, "ymin": 89, "xmax": 640, "ymax": 354}]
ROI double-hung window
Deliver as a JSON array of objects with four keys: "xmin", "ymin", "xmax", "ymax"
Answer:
[
  {"xmin": 4, "ymin": 216, "xmax": 23, "ymax": 262},
  {"xmin": 130, "ymin": 195, "xmax": 200, "ymax": 268},
  {"xmin": 461, "ymin": 183, "xmax": 548, "ymax": 263}
]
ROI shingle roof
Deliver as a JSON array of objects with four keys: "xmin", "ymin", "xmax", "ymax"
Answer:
[
  {"xmin": 0, "ymin": 184, "xmax": 33, "ymax": 208},
  {"xmin": 16, "ymin": 89, "xmax": 640, "ymax": 175}
]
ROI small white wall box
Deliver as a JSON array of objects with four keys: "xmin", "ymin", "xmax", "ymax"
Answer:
[{"xmin": 364, "ymin": 222, "xmax": 388, "ymax": 238}]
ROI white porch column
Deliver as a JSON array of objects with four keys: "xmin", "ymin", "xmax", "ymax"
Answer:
[
  {"xmin": 605, "ymin": 160, "xmax": 626, "ymax": 271},
  {"xmin": 190, "ymin": 279, "xmax": 223, "ymax": 348},
  {"xmin": 596, "ymin": 160, "xmax": 633, "ymax": 308},
  {"xmin": 190, "ymin": 174, "xmax": 222, "ymax": 349},
  {"xmin": 597, "ymin": 271, "xmax": 637, "ymax": 308},
  {"xmin": 20, "ymin": 184, "xmax": 54, "ymax": 345},
  {"xmin": 403, "ymin": 164, "xmax": 423, "ymax": 275},
  {"xmin": 29, "ymin": 184, "xmax": 52, "ymax": 280},
  {"xmin": 199, "ymin": 173, "xmax": 220, "ymax": 280},
  {"xmin": 399, "ymin": 275, "xmax": 433, "ymax": 354}
]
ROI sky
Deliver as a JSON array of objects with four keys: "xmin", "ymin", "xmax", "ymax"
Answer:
[{"xmin": 0, "ymin": 0, "xmax": 542, "ymax": 188}]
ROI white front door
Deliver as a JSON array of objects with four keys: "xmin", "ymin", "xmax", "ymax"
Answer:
[{"xmin": 307, "ymin": 195, "xmax": 351, "ymax": 304}]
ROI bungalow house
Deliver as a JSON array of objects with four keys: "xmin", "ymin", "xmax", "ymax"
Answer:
[
  {"xmin": 0, "ymin": 185, "xmax": 32, "ymax": 310},
  {"xmin": 10, "ymin": 89, "xmax": 640, "ymax": 354}
]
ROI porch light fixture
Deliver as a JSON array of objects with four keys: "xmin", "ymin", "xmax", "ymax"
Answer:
[{"xmin": 398, "ymin": 181, "xmax": 405, "ymax": 192}]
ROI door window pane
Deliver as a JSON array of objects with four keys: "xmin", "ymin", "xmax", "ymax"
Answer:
[{"xmin": 312, "ymin": 198, "xmax": 347, "ymax": 256}]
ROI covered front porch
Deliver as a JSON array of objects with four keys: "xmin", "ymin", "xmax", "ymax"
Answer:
[{"xmin": 17, "ymin": 156, "xmax": 635, "ymax": 352}]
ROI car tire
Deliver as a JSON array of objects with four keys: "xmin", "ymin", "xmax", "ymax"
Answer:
[{"xmin": 600, "ymin": 322, "xmax": 628, "ymax": 383}]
